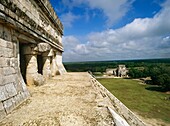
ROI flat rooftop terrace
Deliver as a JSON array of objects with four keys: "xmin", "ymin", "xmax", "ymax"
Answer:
[{"xmin": 0, "ymin": 72, "xmax": 113, "ymax": 126}]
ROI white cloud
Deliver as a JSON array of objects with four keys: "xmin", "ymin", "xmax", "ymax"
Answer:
[
  {"xmin": 60, "ymin": 12, "xmax": 80, "ymax": 27},
  {"xmin": 86, "ymin": 0, "xmax": 134, "ymax": 27},
  {"xmin": 60, "ymin": 0, "xmax": 134, "ymax": 27},
  {"xmin": 63, "ymin": 1, "xmax": 170, "ymax": 62}
]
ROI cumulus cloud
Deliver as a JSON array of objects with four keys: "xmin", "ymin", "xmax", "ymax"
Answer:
[
  {"xmin": 63, "ymin": 1, "xmax": 170, "ymax": 62},
  {"xmin": 86, "ymin": 0, "xmax": 134, "ymax": 27}
]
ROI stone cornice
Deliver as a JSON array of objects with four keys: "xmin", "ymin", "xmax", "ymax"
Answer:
[{"xmin": 36, "ymin": 0, "xmax": 63, "ymax": 35}]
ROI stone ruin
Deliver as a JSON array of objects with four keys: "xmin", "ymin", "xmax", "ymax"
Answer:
[
  {"xmin": 106, "ymin": 65, "xmax": 128, "ymax": 77},
  {"xmin": 0, "ymin": 1, "xmax": 148, "ymax": 125},
  {"xmin": 0, "ymin": 0, "xmax": 66, "ymax": 120}
]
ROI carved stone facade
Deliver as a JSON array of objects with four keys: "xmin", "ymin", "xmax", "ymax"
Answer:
[{"xmin": 0, "ymin": 0, "xmax": 66, "ymax": 120}]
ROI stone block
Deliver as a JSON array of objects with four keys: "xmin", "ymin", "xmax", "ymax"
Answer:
[
  {"xmin": 0, "ymin": 86, "xmax": 8, "ymax": 101},
  {"xmin": 33, "ymin": 74, "xmax": 45, "ymax": 86},
  {"xmin": 18, "ymin": 73, "xmax": 27, "ymax": 91},
  {"xmin": 17, "ymin": 92, "xmax": 24, "ymax": 103},
  {"xmin": 5, "ymin": 83, "xmax": 17, "ymax": 98},
  {"xmin": 0, "ymin": 102, "xmax": 6, "ymax": 121},
  {"xmin": 6, "ymin": 41, "xmax": 13, "ymax": 49},
  {"xmin": 3, "ymin": 48, "xmax": 14, "ymax": 58},
  {"xmin": 0, "ymin": 38, "xmax": 7, "ymax": 48},
  {"xmin": 13, "ymin": 93, "xmax": 24, "ymax": 106},
  {"xmin": 0, "ymin": 69, "xmax": 3, "ymax": 85},
  {"xmin": 0, "ymin": 57, "xmax": 9, "ymax": 67},
  {"xmin": 3, "ymin": 98, "xmax": 13, "ymax": 114},
  {"xmin": 0, "ymin": 47, "xmax": 13, "ymax": 58},
  {"xmin": 9, "ymin": 58, "xmax": 18, "ymax": 67},
  {"xmin": 13, "ymin": 95, "xmax": 19, "ymax": 106},
  {"xmin": 13, "ymin": 81, "xmax": 23, "ymax": 92},
  {"xmin": 3, "ymin": 74, "xmax": 16, "ymax": 85},
  {"xmin": 20, "ymin": 92, "xmax": 27, "ymax": 100},
  {"xmin": 0, "ymin": 47, "xmax": 4, "ymax": 57},
  {"xmin": 3, "ymin": 26, "xmax": 11, "ymax": 41},
  {"xmin": 11, "ymin": 97, "xmax": 16, "ymax": 108},
  {"xmin": 3, "ymin": 67, "xmax": 16, "ymax": 76}
]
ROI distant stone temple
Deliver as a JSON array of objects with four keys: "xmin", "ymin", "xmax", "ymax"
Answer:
[
  {"xmin": 0, "ymin": 0, "xmax": 66, "ymax": 120},
  {"xmin": 106, "ymin": 65, "xmax": 128, "ymax": 77}
]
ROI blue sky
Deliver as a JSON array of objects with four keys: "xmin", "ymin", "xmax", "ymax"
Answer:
[{"xmin": 50, "ymin": 0, "xmax": 170, "ymax": 62}]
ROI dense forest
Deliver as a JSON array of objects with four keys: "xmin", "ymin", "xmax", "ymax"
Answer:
[
  {"xmin": 64, "ymin": 58, "xmax": 170, "ymax": 72},
  {"xmin": 64, "ymin": 58, "xmax": 170, "ymax": 91}
]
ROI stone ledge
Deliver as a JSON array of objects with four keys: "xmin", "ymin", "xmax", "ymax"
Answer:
[{"xmin": 89, "ymin": 74, "xmax": 147, "ymax": 126}]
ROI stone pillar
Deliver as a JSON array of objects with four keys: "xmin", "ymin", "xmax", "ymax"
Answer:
[
  {"xmin": 55, "ymin": 50, "xmax": 67, "ymax": 75},
  {"xmin": 42, "ymin": 52, "xmax": 52, "ymax": 79},
  {"xmin": 25, "ymin": 54, "xmax": 38, "ymax": 86},
  {"xmin": 51, "ymin": 55, "xmax": 58, "ymax": 76},
  {"xmin": 37, "ymin": 43, "xmax": 53, "ymax": 79},
  {"xmin": 23, "ymin": 45, "xmax": 38, "ymax": 86}
]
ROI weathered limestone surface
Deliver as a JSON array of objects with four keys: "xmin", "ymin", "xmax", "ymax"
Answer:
[
  {"xmin": 0, "ymin": 72, "xmax": 113, "ymax": 126},
  {"xmin": 0, "ymin": 0, "xmax": 66, "ymax": 120},
  {"xmin": 0, "ymin": 36, "xmax": 30, "ymax": 120}
]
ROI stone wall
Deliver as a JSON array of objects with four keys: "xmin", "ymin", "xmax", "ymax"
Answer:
[
  {"xmin": 0, "ymin": 0, "xmax": 66, "ymax": 120},
  {"xmin": 89, "ymin": 74, "xmax": 147, "ymax": 126},
  {"xmin": 0, "ymin": 28, "xmax": 29, "ymax": 120}
]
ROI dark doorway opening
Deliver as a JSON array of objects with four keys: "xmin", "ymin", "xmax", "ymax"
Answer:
[
  {"xmin": 19, "ymin": 43, "xmax": 26, "ymax": 83},
  {"xmin": 37, "ymin": 55, "xmax": 43, "ymax": 74}
]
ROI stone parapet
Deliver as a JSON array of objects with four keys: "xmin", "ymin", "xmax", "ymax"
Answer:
[{"xmin": 89, "ymin": 74, "xmax": 147, "ymax": 126}]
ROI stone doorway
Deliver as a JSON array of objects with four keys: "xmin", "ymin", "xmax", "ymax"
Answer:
[
  {"xmin": 37, "ymin": 54, "xmax": 43, "ymax": 75},
  {"xmin": 19, "ymin": 43, "xmax": 27, "ymax": 83}
]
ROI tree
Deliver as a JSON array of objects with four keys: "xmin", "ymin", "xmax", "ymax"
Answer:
[
  {"xmin": 150, "ymin": 65, "xmax": 170, "ymax": 91},
  {"xmin": 128, "ymin": 68, "xmax": 144, "ymax": 78},
  {"xmin": 157, "ymin": 74, "xmax": 170, "ymax": 91}
]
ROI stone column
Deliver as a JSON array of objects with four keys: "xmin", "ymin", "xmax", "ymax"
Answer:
[
  {"xmin": 51, "ymin": 55, "xmax": 58, "ymax": 76},
  {"xmin": 42, "ymin": 51, "xmax": 52, "ymax": 79},
  {"xmin": 38, "ymin": 43, "xmax": 52, "ymax": 79},
  {"xmin": 51, "ymin": 50, "xmax": 61, "ymax": 76},
  {"xmin": 25, "ymin": 54, "xmax": 38, "ymax": 86},
  {"xmin": 55, "ymin": 50, "xmax": 67, "ymax": 75},
  {"xmin": 23, "ymin": 45, "xmax": 38, "ymax": 86}
]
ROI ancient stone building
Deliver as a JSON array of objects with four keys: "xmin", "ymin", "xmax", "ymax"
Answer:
[
  {"xmin": 0, "ymin": 0, "xmax": 66, "ymax": 120},
  {"xmin": 118, "ymin": 65, "xmax": 128, "ymax": 77},
  {"xmin": 106, "ymin": 65, "xmax": 128, "ymax": 77}
]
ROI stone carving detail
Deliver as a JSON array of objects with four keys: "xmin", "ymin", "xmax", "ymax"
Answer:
[{"xmin": 38, "ymin": 43, "xmax": 51, "ymax": 52}]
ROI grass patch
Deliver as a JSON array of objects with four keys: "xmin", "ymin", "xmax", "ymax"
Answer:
[{"xmin": 97, "ymin": 78, "xmax": 170, "ymax": 123}]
